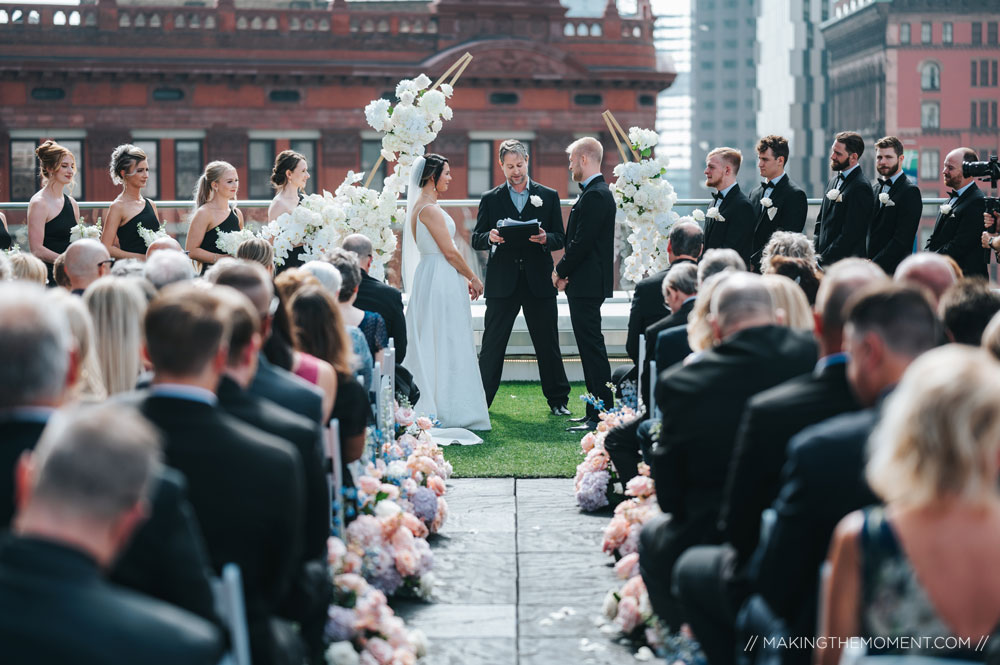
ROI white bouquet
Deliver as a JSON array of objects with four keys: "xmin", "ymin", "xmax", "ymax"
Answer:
[
  {"xmin": 137, "ymin": 224, "xmax": 168, "ymax": 248},
  {"xmin": 215, "ymin": 228, "xmax": 257, "ymax": 256},
  {"xmin": 70, "ymin": 216, "xmax": 102, "ymax": 243}
]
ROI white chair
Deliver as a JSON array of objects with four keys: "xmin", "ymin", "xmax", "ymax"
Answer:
[
  {"xmin": 212, "ymin": 563, "xmax": 251, "ymax": 665},
  {"xmin": 325, "ymin": 418, "xmax": 344, "ymax": 538},
  {"xmin": 637, "ymin": 333, "xmax": 645, "ymax": 412},
  {"xmin": 649, "ymin": 360, "xmax": 660, "ymax": 421}
]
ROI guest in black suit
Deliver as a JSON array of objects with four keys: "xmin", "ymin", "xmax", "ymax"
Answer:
[
  {"xmin": 638, "ymin": 272, "xmax": 817, "ymax": 630},
  {"xmin": 814, "ymin": 131, "xmax": 875, "ymax": 266},
  {"xmin": 343, "ymin": 233, "xmax": 407, "ymax": 362},
  {"xmin": 926, "ymin": 147, "xmax": 988, "ymax": 278},
  {"xmin": 866, "ymin": 136, "xmax": 922, "ymax": 275},
  {"xmin": 743, "ymin": 284, "xmax": 939, "ymax": 665},
  {"xmin": 555, "ymin": 137, "xmax": 616, "ymax": 430},
  {"xmin": 673, "ymin": 259, "xmax": 886, "ymax": 665},
  {"xmin": 472, "ymin": 140, "xmax": 570, "ymax": 414},
  {"xmin": 1, "ymin": 405, "xmax": 223, "ymax": 665},
  {"xmin": 747, "ymin": 135, "xmax": 808, "ymax": 272},
  {"xmin": 133, "ymin": 284, "xmax": 305, "ymax": 665},
  {"xmin": 700, "ymin": 147, "xmax": 755, "ymax": 267}
]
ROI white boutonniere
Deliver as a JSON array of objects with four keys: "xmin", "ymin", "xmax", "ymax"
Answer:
[
  {"xmin": 878, "ymin": 192, "xmax": 895, "ymax": 207},
  {"xmin": 530, "ymin": 195, "xmax": 543, "ymax": 208},
  {"xmin": 939, "ymin": 203, "xmax": 953, "ymax": 216},
  {"xmin": 826, "ymin": 189, "xmax": 844, "ymax": 203},
  {"xmin": 692, "ymin": 209, "xmax": 705, "ymax": 222},
  {"xmin": 706, "ymin": 207, "xmax": 725, "ymax": 222},
  {"xmin": 760, "ymin": 197, "xmax": 778, "ymax": 220}
]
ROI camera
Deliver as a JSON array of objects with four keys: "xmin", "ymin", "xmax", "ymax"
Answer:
[{"xmin": 964, "ymin": 154, "xmax": 999, "ymax": 216}]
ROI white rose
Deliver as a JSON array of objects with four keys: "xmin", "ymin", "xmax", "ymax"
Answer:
[
  {"xmin": 530, "ymin": 195, "xmax": 543, "ymax": 208},
  {"xmin": 408, "ymin": 629, "xmax": 429, "ymax": 658},
  {"xmin": 879, "ymin": 192, "xmax": 895, "ymax": 207},
  {"xmin": 692, "ymin": 209, "xmax": 705, "ymax": 222},
  {"xmin": 826, "ymin": 189, "xmax": 844, "ymax": 203},
  {"xmin": 326, "ymin": 642, "xmax": 359, "ymax": 665},
  {"xmin": 413, "ymin": 73, "xmax": 432, "ymax": 89},
  {"xmin": 706, "ymin": 207, "xmax": 725, "ymax": 222},
  {"xmin": 374, "ymin": 500, "xmax": 402, "ymax": 519},
  {"xmin": 602, "ymin": 590, "xmax": 619, "ymax": 620},
  {"xmin": 439, "ymin": 83, "xmax": 454, "ymax": 98},
  {"xmin": 940, "ymin": 203, "xmax": 953, "ymax": 216},
  {"xmin": 760, "ymin": 197, "xmax": 773, "ymax": 208}
]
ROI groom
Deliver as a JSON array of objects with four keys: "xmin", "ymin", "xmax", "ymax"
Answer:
[
  {"xmin": 472, "ymin": 140, "xmax": 571, "ymax": 415},
  {"xmin": 555, "ymin": 137, "xmax": 615, "ymax": 432}
]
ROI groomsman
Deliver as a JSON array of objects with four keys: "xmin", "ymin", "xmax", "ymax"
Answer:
[
  {"xmin": 747, "ymin": 135, "xmax": 808, "ymax": 272},
  {"xmin": 472, "ymin": 140, "xmax": 571, "ymax": 415},
  {"xmin": 701, "ymin": 147, "xmax": 754, "ymax": 267},
  {"xmin": 867, "ymin": 136, "xmax": 923, "ymax": 275},
  {"xmin": 554, "ymin": 137, "xmax": 615, "ymax": 432},
  {"xmin": 926, "ymin": 147, "xmax": 988, "ymax": 278},
  {"xmin": 814, "ymin": 131, "xmax": 875, "ymax": 266}
]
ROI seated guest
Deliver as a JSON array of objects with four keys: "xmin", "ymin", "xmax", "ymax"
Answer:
[
  {"xmin": 758, "ymin": 230, "xmax": 818, "ymax": 275},
  {"xmin": 939, "ymin": 278, "xmax": 1000, "ymax": 345},
  {"xmin": 110, "ymin": 258, "xmax": 146, "ymax": 280},
  {"xmin": 639, "ymin": 272, "xmax": 817, "ymax": 630},
  {"xmin": 207, "ymin": 261, "xmax": 324, "ymax": 425},
  {"xmin": 674, "ymin": 258, "xmax": 884, "ymax": 665},
  {"xmin": 143, "ymin": 249, "xmax": 195, "ymax": 290},
  {"xmin": 1, "ymin": 405, "xmax": 223, "ymax": 665},
  {"xmin": 236, "ymin": 237, "xmax": 275, "ymax": 277},
  {"xmin": 52, "ymin": 252, "xmax": 70, "ymax": 288},
  {"xmin": 327, "ymin": 248, "xmax": 388, "ymax": 366},
  {"xmin": 745, "ymin": 284, "xmax": 939, "ymax": 665},
  {"xmin": 64, "ymin": 239, "xmax": 113, "ymax": 294},
  {"xmin": 894, "ymin": 252, "xmax": 960, "ymax": 307},
  {"xmin": 763, "ymin": 255, "xmax": 821, "ymax": 305},
  {"xmin": 84, "ymin": 276, "xmax": 147, "ymax": 395},
  {"xmin": 981, "ymin": 311, "xmax": 1000, "ymax": 360},
  {"xmin": 132, "ymin": 284, "xmax": 306, "ymax": 665},
  {"xmin": 761, "ymin": 274, "xmax": 813, "ymax": 332},
  {"xmin": 343, "ymin": 233, "xmax": 407, "ymax": 362},
  {"xmin": 145, "ymin": 235, "xmax": 183, "ymax": 259},
  {"xmin": 46, "ymin": 290, "xmax": 107, "ymax": 401},
  {"xmin": 819, "ymin": 345, "xmax": 1000, "ymax": 665},
  {"xmin": 9, "ymin": 252, "xmax": 48, "ymax": 285}
]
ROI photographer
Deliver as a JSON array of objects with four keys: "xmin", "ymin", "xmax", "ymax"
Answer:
[
  {"xmin": 974, "ymin": 154, "xmax": 1000, "ymax": 258},
  {"xmin": 925, "ymin": 148, "xmax": 988, "ymax": 278}
]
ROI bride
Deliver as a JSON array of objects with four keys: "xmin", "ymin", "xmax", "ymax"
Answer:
[{"xmin": 402, "ymin": 154, "xmax": 492, "ymax": 434}]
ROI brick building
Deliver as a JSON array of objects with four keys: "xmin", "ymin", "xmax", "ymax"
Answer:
[{"xmin": 0, "ymin": 0, "xmax": 673, "ymax": 229}]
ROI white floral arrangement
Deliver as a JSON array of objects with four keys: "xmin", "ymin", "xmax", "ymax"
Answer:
[
  {"xmin": 69, "ymin": 216, "xmax": 102, "ymax": 243},
  {"xmin": 611, "ymin": 127, "xmax": 678, "ymax": 283},
  {"xmin": 940, "ymin": 203, "xmax": 953, "ymax": 216},
  {"xmin": 878, "ymin": 192, "xmax": 895, "ymax": 208},
  {"xmin": 215, "ymin": 228, "xmax": 257, "ymax": 256},
  {"xmin": 530, "ymin": 194, "xmax": 543, "ymax": 208},
  {"xmin": 826, "ymin": 188, "xmax": 844, "ymax": 203},
  {"xmin": 137, "ymin": 224, "xmax": 169, "ymax": 248},
  {"xmin": 760, "ymin": 197, "xmax": 778, "ymax": 220}
]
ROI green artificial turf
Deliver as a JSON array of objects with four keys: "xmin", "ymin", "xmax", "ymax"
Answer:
[{"xmin": 443, "ymin": 381, "xmax": 589, "ymax": 478}]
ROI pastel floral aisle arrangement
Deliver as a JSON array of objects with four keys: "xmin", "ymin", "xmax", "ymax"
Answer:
[
  {"xmin": 600, "ymin": 465, "xmax": 659, "ymax": 557},
  {"xmin": 69, "ymin": 216, "xmax": 102, "ymax": 243},
  {"xmin": 574, "ymin": 407, "xmax": 639, "ymax": 511},
  {"xmin": 215, "ymin": 228, "xmax": 258, "ymax": 256},
  {"xmin": 340, "ymin": 505, "xmax": 436, "ymax": 598},
  {"xmin": 136, "ymin": 224, "xmax": 169, "ymax": 248}
]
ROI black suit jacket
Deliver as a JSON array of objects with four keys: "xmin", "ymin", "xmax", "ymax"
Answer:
[
  {"xmin": 250, "ymin": 356, "xmax": 324, "ymax": 425},
  {"xmin": 925, "ymin": 182, "xmax": 988, "ymax": 278},
  {"xmin": 0, "ymin": 417, "xmax": 46, "ymax": 528},
  {"xmin": 652, "ymin": 325, "xmax": 818, "ymax": 526},
  {"xmin": 748, "ymin": 176, "xmax": 808, "ymax": 270},
  {"xmin": 704, "ymin": 184, "xmax": 755, "ymax": 267},
  {"xmin": 655, "ymin": 324, "xmax": 692, "ymax": 372},
  {"xmin": 866, "ymin": 173, "xmax": 922, "ymax": 275},
  {"xmin": 718, "ymin": 360, "xmax": 860, "ymax": 564},
  {"xmin": 751, "ymin": 407, "xmax": 880, "ymax": 642},
  {"xmin": 814, "ymin": 166, "xmax": 875, "ymax": 265},
  {"xmin": 555, "ymin": 175, "xmax": 616, "ymax": 298},
  {"xmin": 626, "ymin": 258, "xmax": 697, "ymax": 364},
  {"xmin": 639, "ymin": 298, "xmax": 695, "ymax": 409},
  {"xmin": 355, "ymin": 271, "xmax": 407, "ymax": 362},
  {"xmin": 471, "ymin": 180, "xmax": 566, "ymax": 299},
  {"xmin": 130, "ymin": 393, "xmax": 304, "ymax": 665},
  {"xmin": 0, "ymin": 536, "xmax": 223, "ymax": 665}
]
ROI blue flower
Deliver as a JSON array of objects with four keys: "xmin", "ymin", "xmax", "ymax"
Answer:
[{"xmin": 324, "ymin": 606, "xmax": 357, "ymax": 642}]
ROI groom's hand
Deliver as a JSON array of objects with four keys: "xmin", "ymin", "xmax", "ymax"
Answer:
[
  {"xmin": 489, "ymin": 229, "xmax": 505, "ymax": 244},
  {"xmin": 552, "ymin": 271, "xmax": 568, "ymax": 291},
  {"xmin": 529, "ymin": 229, "xmax": 547, "ymax": 245}
]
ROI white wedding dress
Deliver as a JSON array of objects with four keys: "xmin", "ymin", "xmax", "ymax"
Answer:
[{"xmin": 403, "ymin": 203, "xmax": 491, "ymax": 440}]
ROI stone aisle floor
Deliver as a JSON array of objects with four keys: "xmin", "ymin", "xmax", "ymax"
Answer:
[{"xmin": 393, "ymin": 478, "xmax": 639, "ymax": 665}]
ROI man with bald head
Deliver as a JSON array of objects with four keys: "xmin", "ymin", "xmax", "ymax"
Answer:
[
  {"xmin": 343, "ymin": 233, "xmax": 407, "ymax": 363},
  {"xmin": 894, "ymin": 252, "xmax": 959, "ymax": 306},
  {"xmin": 925, "ymin": 147, "xmax": 988, "ymax": 277},
  {"xmin": 64, "ymin": 239, "xmax": 112, "ymax": 294},
  {"xmin": 146, "ymin": 236, "xmax": 184, "ymax": 259},
  {"xmin": 639, "ymin": 271, "xmax": 817, "ymax": 631}
]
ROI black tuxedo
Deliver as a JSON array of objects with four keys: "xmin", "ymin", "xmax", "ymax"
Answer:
[
  {"xmin": 556, "ymin": 175, "xmax": 616, "ymax": 419},
  {"xmin": 0, "ymin": 536, "xmax": 224, "ymax": 665},
  {"xmin": 250, "ymin": 355, "xmax": 325, "ymax": 425},
  {"xmin": 626, "ymin": 258, "xmax": 697, "ymax": 365},
  {"xmin": 704, "ymin": 184, "xmax": 755, "ymax": 267},
  {"xmin": 131, "ymin": 392, "xmax": 305, "ymax": 665},
  {"xmin": 748, "ymin": 176, "xmax": 808, "ymax": 271},
  {"xmin": 0, "ymin": 416, "xmax": 46, "ymax": 528},
  {"xmin": 866, "ymin": 173, "xmax": 922, "ymax": 275},
  {"xmin": 655, "ymin": 323, "xmax": 692, "ymax": 372},
  {"xmin": 472, "ymin": 181, "xmax": 569, "ymax": 407},
  {"xmin": 638, "ymin": 325, "xmax": 817, "ymax": 628},
  {"xmin": 814, "ymin": 166, "xmax": 875, "ymax": 265},
  {"xmin": 355, "ymin": 271, "xmax": 407, "ymax": 362},
  {"xmin": 640, "ymin": 297, "xmax": 695, "ymax": 409},
  {"xmin": 925, "ymin": 182, "xmax": 988, "ymax": 278}
]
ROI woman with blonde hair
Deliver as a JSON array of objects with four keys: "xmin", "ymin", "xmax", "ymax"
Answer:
[
  {"xmin": 761, "ymin": 273, "xmax": 814, "ymax": 331},
  {"xmin": 46, "ymin": 289, "xmax": 106, "ymax": 401},
  {"xmin": 9, "ymin": 253, "xmax": 48, "ymax": 285},
  {"xmin": 185, "ymin": 161, "xmax": 243, "ymax": 273},
  {"xmin": 101, "ymin": 144, "xmax": 162, "ymax": 261},
  {"xmin": 27, "ymin": 140, "xmax": 80, "ymax": 284},
  {"xmin": 236, "ymin": 237, "xmax": 274, "ymax": 275},
  {"xmin": 83, "ymin": 276, "xmax": 147, "ymax": 395},
  {"xmin": 819, "ymin": 345, "xmax": 1000, "ymax": 664}
]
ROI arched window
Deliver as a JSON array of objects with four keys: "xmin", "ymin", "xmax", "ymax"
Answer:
[{"xmin": 921, "ymin": 62, "xmax": 940, "ymax": 91}]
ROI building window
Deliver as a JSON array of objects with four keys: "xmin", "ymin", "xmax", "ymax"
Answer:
[
  {"xmin": 943, "ymin": 22, "xmax": 953, "ymax": 44},
  {"xmin": 722, "ymin": 59, "xmax": 737, "ymax": 69},
  {"xmin": 899, "ymin": 23, "xmax": 910, "ymax": 44},
  {"xmin": 972, "ymin": 61, "xmax": 979, "ymax": 86},
  {"xmin": 360, "ymin": 139, "xmax": 385, "ymax": 193},
  {"xmin": 467, "ymin": 140, "xmax": 492, "ymax": 198},
  {"xmin": 701, "ymin": 61, "xmax": 715, "ymax": 70},
  {"xmin": 152, "ymin": 87, "xmax": 184, "ymax": 102},
  {"xmin": 289, "ymin": 139, "xmax": 316, "ymax": 195},
  {"xmin": 994, "ymin": 60, "xmax": 999, "ymax": 87},
  {"xmin": 920, "ymin": 149, "xmax": 939, "ymax": 180},
  {"xmin": 638, "ymin": 94, "xmax": 656, "ymax": 107},
  {"xmin": 269, "ymin": 90, "xmax": 301, "ymax": 103},
  {"xmin": 920, "ymin": 62, "xmax": 940, "ymax": 91},
  {"xmin": 574, "ymin": 93, "xmax": 603, "ymax": 106},
  {"xmin": 248, "ymin": 140, "xmax": 275, "ymax": 199},
  {"xmin": 982, "ymin": 101, "xmax": 993, "ymax": 128},
  {"xmin": 10, "ymin": 140, "xmax": 38, "ymax": 202},
  {"xmin": 489, "ymin": 92, "xmax": 518, "ymax": 105},
  {"xmin": 972, "ymin": 101, "xmax": 979, "ymax": 129},
  {"xmin": 921, "ymin": 102, "xmax": 940, "ymax": 129},
  {"xmin": 30, "ymin": 87, "xmax": 66, "ymax": 101},
  {"xmin": 702, "ymin": 81, "xmax": 716, "ymax": 90},
  {"xmin": 972, "ymin": 21, "xmax": 982, "ymax": 45},
  {"xmin": 131, "ymin": 139, "xmax": 159, "ymax": 199},
  {"xmin": 921, "ymin": 22, "xmax": 932, "ymax": 44},
  {"xmin": 175, "ymin": 140, "xmax": 203, "ymax": 201},
  {"xmin": 993, "ymin": 101, "xmax": 999, "ymax": 128},
  {"xmin": 989, "ymin": 21, "xmax": 998, "ymax": 45}
]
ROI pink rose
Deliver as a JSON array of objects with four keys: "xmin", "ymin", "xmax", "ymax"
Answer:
[
  {"xmin": 625, "ymin": 475, "xmax": 655, "ymax": 499},
  {"xmin": 335, "ymin": 572, "xmax": 368, "ymax": 595},
  {"xmin": 637, "ymin": 461, "xmax": 651, "ymax": 477},
  {"xmin": 358, "ymin": 475, "xmax": 381, "ymax": 495},
  {"xmin": 602, "ymin": 515, "xmax": 629, "ymax": 553},
  {"xmin": 430, "ymin": 496, "xmax": 448, "ymax": 532},
  {"xmin": 580, "ymin": 432, "xmax": 596, "ymax": 453},
  {"xmin": 614, "ymin": 552, "xmax": 640, "ymax": 579},
  {"xmin": 401, "ymin": 478, "xmax": 419, "ymax": 496},
  {"xmin": 391, "ymin": 525, "xmax": 415, "ymax": 551},
  {"xmin": 416, "ymin": 416, "xmax": 433, "ymax": 430},
  {"xmin": 365, "ymin": 637, "xmax": 394, "ymax": 665},
  {"xmin": 616, "ymin": 596, "xmax": 641, "ymax": 634},
  {"xmin": 379, "ymin": 483, "xmax": 401, "ymax": 500},
  {"xmin": 359, "ymin": 651, "xmax": 379, "ymax": 665},
  {"xmin": 394, "ymin": 548, "xmax": 419, "ymax": 577},
  {"xmin": 427, "ymin": 475, "xmax": 447, "ymax": 497},
  {"xmin": 620, "ymin": 574, "xmax": 646, "ymax": 599},
  {"xmin": 400, "ymin": 512, "xmax": 429, "ymax": 539},
  {"xmin": 395, "ymin": 407, "xmax": 415, "ymax": 426},
  {"xmin": 619, "ymin": 525, "xmax": 640, "ymax": 556},
  {"xmin": 393, "ymin": 648, "xmax": 417, "ymax": 665}
]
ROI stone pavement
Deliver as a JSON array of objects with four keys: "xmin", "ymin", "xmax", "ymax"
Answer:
[{"xmin": 393, "ymin": 478, "xmax": 639, "ymax": 665}]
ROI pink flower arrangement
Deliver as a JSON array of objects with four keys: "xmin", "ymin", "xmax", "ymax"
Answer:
[{"xmin": 573, "ymin": 407, "xmax": 639, "ymax": 511}]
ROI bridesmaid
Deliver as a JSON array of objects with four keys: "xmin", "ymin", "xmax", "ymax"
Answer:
[
  {"xmin": 185, "ymin": 161, "xmax": 243, "ymax": 273},
  {"xmin": 100, "ymin": 144, "xmax": 162, "ymax": 261},
  {"xmin": 27, "ymin": 140, "xmax": 80, "ymax": 285},
  {"xmin": 267, "ymin": 150, "xmax": 310, "ymax": 272},
  {"xmin": 0, "ymin": 209, "xmax": 9, "ymax": 251}
]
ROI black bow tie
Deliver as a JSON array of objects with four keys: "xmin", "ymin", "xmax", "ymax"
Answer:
[
  {"xmin": 948, "ymin": 189, "xmax": 960, "ymax": 199},
  {"xmin": 712, "ymin": 192, "xmax": 724, "ymax": 203},
  {"xmin": 762, "ymin": 180, "xmax": 775, "ymax": 190},
  {"xmin": 878, "ymin": 178, "xmax": 892, "ymax": 186}
]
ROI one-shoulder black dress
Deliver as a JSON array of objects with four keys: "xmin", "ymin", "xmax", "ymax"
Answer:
[{"xmin": 116, "ymin": 199, "xmax": 160, "ymax": 255}]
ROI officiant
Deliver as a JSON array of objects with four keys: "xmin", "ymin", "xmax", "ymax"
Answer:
[{"xmin": 472, "ymin": 139, "xmax": 572, "ymax": 416}]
